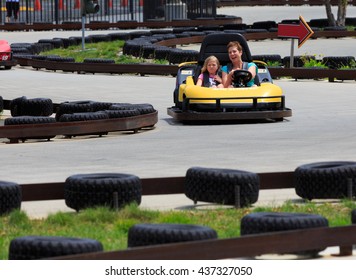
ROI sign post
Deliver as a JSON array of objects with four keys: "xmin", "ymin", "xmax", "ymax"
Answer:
[{"xmin": 277, "ymin": 15, "xmax": 314, "ymax": 68}]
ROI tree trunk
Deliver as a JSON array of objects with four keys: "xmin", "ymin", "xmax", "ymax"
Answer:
[
  {"xmin": 325, "ymin": 0, "xmax": 336, "ymax": 26},
  {"xmin": 336, "ymin": 0, "xmax": 347, "ymax": 26}
]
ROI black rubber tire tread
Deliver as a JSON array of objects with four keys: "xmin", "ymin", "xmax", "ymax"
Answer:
[
  {"xmin": 185, "ymin": 167, "xmax": 259, "ymax": 206},
  {"xmin": 127, "ymin": 223, "xmax": 217, "ymax": 247},
  {"xmin": 12, "ymin": 97, "xmax": 53, "ymax": 117},
  {"xmin": 55, "ymin": 100, "xmax": 96, "ymax": 121},
  {"xmin": 154, "ymin": 46, "xmax": 171, "ymax": 60},
  {"xmin": 58, "ymin": 112, "xmax": 109, "ymax": 122},
  {"xmin": 251, "ymin": 21, "xmax": 277, "ymax": 29},
  {"xmin": 109, "ymin": 103, "xmax": 155, "ymax": 115},
  {"xmin": 141, "ymin": 45, "xmax": 157, "ymax": 59},
  {"xmin": 240, "ymin": 212, "xmax": 328, "ymax": 255},
  {"xmin": 104, "ymin": 109, "xmax": 140, "ymax": 118},
  {"xmin": 10, "ymin": 96, "xmax": 27, "ymax": 117},
  {"xmin": 294, "ymin": 161, "xmax": 356, "ymax": 200},
  {"xmin": 283, "ymin": 55, "xmax": 315, "ymax": 68},
  {"xmin": 83, "ymin": 58, "xmax": 115, "ymax": 64},
  {"xmin": 0, "ymin": 181, "xmax": 22, "ymax": 215},
  {"xmin": 169, "ymin": 49, "xmax": 199, "ymax": 64},
  {"xmin": 64, "ymin": 173, "xmax": 142, "ymax": 211},
  {"xmin": 46, "ymin": 56, "xmax": 75, "ymax": 63},
  {"xmin": 108, "ymin": 32, "xmax": 131, "ymax": 41},
  {"xmin": 0, "ymin": 96, "xmax": 3, "ymax": 112},
  {"xmin": 37, "ymin": 39, "xmax": 63, "ymax": 48},
  {"xmin": 92, "ymin": 101, "xmax": 114, "ymax": 111},
  {"xmin": 352, "ymin": 209, "xmax": 356, "ymax": 224},
  {"xmin": 8, "ymin": 236, "xmax": 103, "ymax": 260},
  {"xmin": 87, "ymin": 34, "xmax": 111, "ymax": 43},
  {"xmin": 322, "ymin": 56, "xmax": 356, "ymax": 69},
  {"xmin": 4, "ymin": 116, "xmax": 56, "ymax": 126}
]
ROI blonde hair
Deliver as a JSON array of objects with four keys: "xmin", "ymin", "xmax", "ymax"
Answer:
[{"xmin": 201, "ymin": 55, "xmax": 220, "ymax": 73}]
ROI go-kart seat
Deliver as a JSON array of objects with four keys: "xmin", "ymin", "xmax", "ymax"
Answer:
[{"xmin": 194, "ymin": 33, "xmax": 259, "ymax": 86}]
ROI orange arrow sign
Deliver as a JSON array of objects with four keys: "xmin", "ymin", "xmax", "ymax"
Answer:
[{"xmin": 278, "ymin": 15, "xmax": 314, "ymax": 48}]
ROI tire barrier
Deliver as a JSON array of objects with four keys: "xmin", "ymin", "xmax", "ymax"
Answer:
[
  {"xmin": 322, "ymin": 56, "xmax": 356, "ymax": 69},
  {"xmin": 10, "ymin": 96, "xmax": 53, "ymax": 117},
  {"xmin": 240, "ymin": 212, "xmax": 329, "ymax": 256},
  {"xmin": 11, "ymin": 27, "xmax": 356, "ymax": 81},
  {"xmin": 64, "ymin": 173, "xmax": 142, "ymax": 211},
  {"xmin": 184, "ymin": 167, "xmax": 259, "ymax": 207},
  {"xmin": 127, "ymin": 223, "xmax": 217, "ymax": 247},
  {"xmin": 0, "ymin": 99, "xmax": 158, "ymax": 143},
  {"xmin": 8, "ymin": 236, "xmax": 103, "ymax": 260},
  {"xmin": 0, "ymin": 181, "xmax": 22, "ymax": 215},
  {"xmin": 0, "ymin": 96, "xmax": 3, "ymax": 112},
  {"xmin": 294, "ymin": 161, "xmax": 356, "ymax": 200},
  {"xmin": 1, "ymin": 169, "xmax": 356, "ymax": 259},
  {"xmin": 352, "ymin": 209, "xmax": 356, "ymax": 224}
]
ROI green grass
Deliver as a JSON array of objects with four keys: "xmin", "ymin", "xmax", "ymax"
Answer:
[
  {"xmin": 0, "ymin": 200, "xmax": 355, "ymax": 260},
  {"xmin": 40, "ymin": 40, "xmax": 168, "ymax": 64}
]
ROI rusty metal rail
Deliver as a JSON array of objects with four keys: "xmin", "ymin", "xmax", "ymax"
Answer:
[{"xmin": 20, "ymin": 171, "xmax": 293, "ymax": 201}]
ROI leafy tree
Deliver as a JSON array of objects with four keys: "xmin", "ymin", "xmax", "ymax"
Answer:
[{"xmin": 325, "ymin": 0, "xmax": 348, "ymax": 26}]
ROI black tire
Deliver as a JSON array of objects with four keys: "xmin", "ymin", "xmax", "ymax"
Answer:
[
  {"xmin": 64, "ymin": 173, "xmax": 142, "ymax": 211},
  {"xmin": 294, "ymin": 161, "xmax": 356, "ymax": 200},
  {"xmin": 128, "ymin": 223, "xmax": 217, "ymax": 247},
  {"xmin": 351, "ymin": 209, "xmax": 356, "ymax": 224},
  {"xmin": 92, "ymin": 101, "xmax": 114, "ymax": 111},
  {"xmin": 11, "ymin": 97, "xmax": 53, "ymax": 117},
  {"xmin": 8, "ymin": 236, "xmax": 103, "ymax": 260},
  {"xmin": 141, "ymin": 45, "xmax": 157, "ymax": 59},
  {"xmin": 58, "ymin": 112, "xmax": 109, "ymax": 122},
  {"xmin": 46, "ymin": 56, "xmax": 75, "ymax": 63},
  {"xmin": 87, "ymin": 34, "xmax": 111, "ymax": 43},
  {"xmin": 0, "ymin": 181, "xmax": 22, "ymax": 215},
  {"xmin": 240, "ymin": 212, "xmax": 328, "ymax": 256},
  {"xmin": 184, "ymin": 167, "xmax": 259, "ymax": 207},
  {"xmin": 83, "ymin": 58, "xmax": 115, "ymax": 64},
  {"xmin": 10, "ymin": 96, "xmax": 27, "ymax": 116},
  {"xmin": 4, "ymin": 116, "xmax": 56, "ymax": 126},
  {"xmin": 38, "ymin": 39, "xmax": 63, "ymax": 48},
  {"xmin": 322, "ymin": 56, "xmax": 356, "ymax": 69},
  {"xmin": 109, "ymin": 103, "xmax": 155, "ymax": 115},
  {"xmin": 169, "ymin": 49, "xmax": 199, "ymax": 64},
  {"xmin": 154, "ymin": 46, "xmax": 171, "ymax": 60},
  {"xmin": 104, "ymin": 109, "xmax": 140, "ymax": 118},
  {"xmin": 0, "ymin": 96, "xmax": 3, "ymax": 112},
  {"xmin": 55, "ymin": 100, "xmax": 96, "ymax": 121},
  {"xmin": 283, "ymin": 55, "xmax": 315, "ymax": 68}
]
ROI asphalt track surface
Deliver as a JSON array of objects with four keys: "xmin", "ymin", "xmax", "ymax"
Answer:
[{"xmin": 0, "ymin": 5, "xmax": 355, "ymax": 259}]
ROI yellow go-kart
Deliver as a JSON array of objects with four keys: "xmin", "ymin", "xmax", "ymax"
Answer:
[{"xmin": 167, "ymin": 33, "xmax": 292, "ymax": 122}]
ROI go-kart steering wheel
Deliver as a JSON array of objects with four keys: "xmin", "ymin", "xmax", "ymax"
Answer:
[{"xmin": 232, "ymin": 70, "xmax": 252, "ymax": 87}]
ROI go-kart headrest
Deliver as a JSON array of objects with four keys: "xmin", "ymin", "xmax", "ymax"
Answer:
[{"xmin": 198, "ymin": 33, "xmax": 252, "ymax": 66}]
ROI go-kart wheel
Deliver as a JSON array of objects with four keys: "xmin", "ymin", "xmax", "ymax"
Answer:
[{"xmin": 232, "ymin": 70, "xmax": 252, "ymax": 87}]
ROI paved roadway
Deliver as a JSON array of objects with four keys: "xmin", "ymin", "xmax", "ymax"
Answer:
[{"xmin": 0, "ymin": 5, "xmax": 355, "ymax": 259}]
